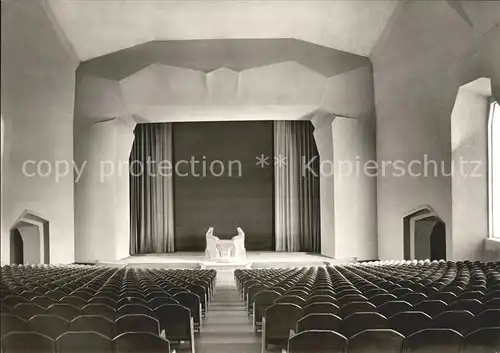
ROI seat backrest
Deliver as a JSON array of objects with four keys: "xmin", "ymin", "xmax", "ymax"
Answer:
[
  {"xmin": 31, "ymin": 297, "xmax": 55, "ymax": 309},
  {"xmin": 13, "ymin": 303, "xmax": 46, "ymax": 320},
  {"xmin": 56, "ymin": 331, "xmax": 113, "ymax": 353},
  {"xmin": 1, "ymin": 296, "xmax": 27, "ymax": 308},
  {"xmin": 475, "ymin": 309, "xmax": 500, "ymax": 329},
  {"xmin": 433, "ymin": 292, "xmax": 458, "ymax": 304},
  {"xmin": 484, "ymin": 298, "xmax": 500, "ymax": 310},
  {"xmin": 81, "ymin": 304, "xmax": 116, "ymax": 321},
  {"xmin": 253, "ymin": 290, "xmax": 281, "ymax": 323},
  {"xmin": 340, "ymin": 301, "xmax": 376, "ymax": 318},
  {"xmin": 348, "ymin": 329, "xmax": 404, "ymax": 353},
  {"xmin": 484, "ymin": 290, "xmax": 500, "ymax": 302},
  {"xmin": 265, "ymin": 303, "xmax": 302, "ymax": 341},
  {"xmin": 154, "ymin": 304, "xmax": 191, "ymax": 341},
  {"xmin": 113, "ymin": 332, "xmax": 170, "ymax": 353},
  {"xmin": 148, "ymin": 297, "xmax": 179, "ymax": 310},
  {"xmin": 0, "ymin": 314, "xmax": 29, "ymax": 337},
  {"xmin": 296, "ymin": 313, "xmax": 341, "ymax": 333},
  {"xmin": 369, "ymin": 294, "xmax": 397, "ymax": 307},
  {"xmin": 433, "ymin": 310, "xmax": 476, "ymax": 335},
  {"xmin": 341, "ymin": 312, "xmax": 387, "ymax": 338},
  {"xmin": 115, "ymin": 314, "xmax": 160, "ymax": 336},
  {"xmin": 287, "ymin": 330, "xmax": 347, "ymax": 353},
  {"xmin": 400, "ymin": 293, "xmax": 427, "ymax": 305},
  {"xmin": 117, "ymin": 304, "xmax": 154, "ymax": 318},
  {"xmin": 47, "ymin": 304, "xmax": 81, "ymax": 321},
  {"xmin": 403, "ymin": 328, "xmax": 463, "ymax": 352},
  {"xmin": 29, "ymin": 314, "xmax": 69, "ymax": 339},
  {"xmin": 95, "ymin": 291, "xmax": 119, "ymax": 302},
  {"xmin": 70, "ymin": 315, "xmax": 115, "ymax": 338},
  {"xmin": 377, "ymin": 301, "xmax": 412, "ymax": 318},
  {"xmin": 286, "ymin": 290, "xmax": 309, "ymax": 299},
  {"xmin": 46, "ymin": 291, "xmax": 65, "ymax": 302},
  {"xmin": 59, "ymin": 296, "xmax": 87, "ymax": 309},
  {"xmin": 302, "ymin": 302, "xmax": 339, "ymax": 317},
  {"xmin": 413, "ymin": 300, "xmax": 448, "ymax": 318},
  {"xmin": 306, "ymin": 295, "xmax": 337, "ymax": 305},
  {"xmin": 459, "ymin": 291, "xmax": 485, "ymax": 301},
  {"xmin": 388, "ymin": 311, "xmax": 433, "ymax": 336},
  {"xmin": 172, "ymin": 292, "xmax": 200, "ymax": 321},
  {"xmin": 88, "ymin": 297, "xmax": 117, "ymax": 308},
  {"xmin": 275, "ymin": 295, "xmax": 306, "ymax": 307},
  {"xmin": 1, "ymin": 331, "xmax": 55, "ymax": 353},
  {"xmin": 449, "ymin": 299, "xmax": 483, "ymax": 314},
  {"xmin": 462, "ymin": 327, "xmax": 500, "ymax": 353},
  {"xmin": 70, "ymin": 291, "xmax": 93, "ymax": 301},
  {"xmin": 117, "ymin": 297, "xmax": 148, "ymax": 308},
  {"xmin": 338, "ymin": 294, "xmax": 367, "ymax": 306}
]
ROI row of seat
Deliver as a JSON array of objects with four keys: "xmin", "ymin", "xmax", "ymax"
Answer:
[
  {"xmin": 2, "ymin": 331, "xmax": 171, "ymax": 353},
  {"xmin": 235, "ymin": 260, "xmax": 500, "ymax": 352},
  {"xmin": 2, "ymin": 311, "xmax": 183, "ymax": 340},
  {"xmin": 284, "ymin": 327, "xmax": 499, "ymax": 353},
  {"xmin": 1, "ymin": 264, "xmax": 217, "ymax": 353}
]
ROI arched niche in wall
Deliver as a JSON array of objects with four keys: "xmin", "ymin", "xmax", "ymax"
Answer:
[
  {"xmin": 10, "ymin": 210, "xmax": 50, "ymax": 264},
  {"xmin": 403, "ymin": 205, "xmax": 446, "ymax": 261}
]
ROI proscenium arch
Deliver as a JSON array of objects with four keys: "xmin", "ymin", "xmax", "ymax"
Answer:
[{"xmin": 73, "ymin": 38, "xmax": 377, "ymax": 262}]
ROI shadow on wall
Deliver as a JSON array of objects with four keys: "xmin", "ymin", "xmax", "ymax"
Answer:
[
  {"xmin": 404, "ymin": 206, "xmax": 446, "ymax": 261},
  {"xmin": 9, "ymin": 211, "xmax": 50, "ymax": 265}
]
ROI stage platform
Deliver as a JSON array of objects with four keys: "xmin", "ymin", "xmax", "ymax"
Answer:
[{"xmin": 96, "ymin": 252, "xmax": 356, "ymax": 270}]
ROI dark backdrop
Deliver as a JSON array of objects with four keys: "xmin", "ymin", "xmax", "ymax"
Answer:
[{"xmin": 173, "ymin": 121, "xmax": 274, "ymax": 251}]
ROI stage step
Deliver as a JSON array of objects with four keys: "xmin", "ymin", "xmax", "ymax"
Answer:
[{"xmin": 202, "ymin": 262, "xmax": 251, "ymax": 271}]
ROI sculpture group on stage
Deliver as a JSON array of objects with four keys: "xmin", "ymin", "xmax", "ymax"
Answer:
[{"xmin": 205, "ymin": 227, "xmax": 246, "ymax": 262}]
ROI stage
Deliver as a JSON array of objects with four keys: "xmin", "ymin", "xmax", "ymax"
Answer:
[{"xmin": 96, "ymin": 252, "xmax": 356, "ymax": 270}]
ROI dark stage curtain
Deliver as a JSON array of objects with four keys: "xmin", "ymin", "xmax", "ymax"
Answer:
[
  {"xmin": 130, "ymin": 123, "xmax": 175, "ymax": 254},
  {"xmin": 274, "ymin": 121, "xmax": 321, "ymax": 252}
]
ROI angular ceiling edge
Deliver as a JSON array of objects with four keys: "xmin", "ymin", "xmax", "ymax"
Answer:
[
  {"xmin": 446, "ymin": 0, "xmax": 474, "ymax": 28},
  {"xmin": 77, "ymin": 39, "xmax": 371, "ymax": 81},
  {"xmin": 40, "ymin": 0, "xmax": 79, "ymax": 66}
]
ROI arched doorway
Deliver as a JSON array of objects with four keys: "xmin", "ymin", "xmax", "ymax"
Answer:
[
  {"xmin": 430, "ymin": 221, "xmax": 446, "ymax": 261},
  {"xmin": 10, "ymin": 229, "xmax": 24, "ymax": 264},
  {"xmin": 404, "ymin": 205, "xmax": 447, "ymax": 260},
  {"xmin": 9, "ymin": 210, "xmax": 50, "ymax": 265}
]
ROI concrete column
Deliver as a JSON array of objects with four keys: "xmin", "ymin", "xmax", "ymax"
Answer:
[
  {"xmin": 74, "ymin": 117, "xmax": 135, "ymax": 262},
  {"xmin": 311, "ymin": 111, "xmax": 336, "ymax": 258}
]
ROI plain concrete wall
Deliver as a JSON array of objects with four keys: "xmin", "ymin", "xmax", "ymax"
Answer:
[
  {"xmin": 1, "ymin": 0, "xmax": 78, "ymax": 264},
  {"xmin": 451, "ymin": 85, "xmax": 489, "ymax": 260},
  {"xmin": 372, "ymin": 0, "xmax": 500, "ymax": 260}
]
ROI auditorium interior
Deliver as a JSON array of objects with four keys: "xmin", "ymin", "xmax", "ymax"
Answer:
[{"xmin": 1, "ymin": 0, "xmax": 500, "ymax": 352}]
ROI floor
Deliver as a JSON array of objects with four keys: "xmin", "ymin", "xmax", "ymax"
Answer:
[{"xmin": 184, "ymin": 270, "xmax": 262, "ymax": 353}]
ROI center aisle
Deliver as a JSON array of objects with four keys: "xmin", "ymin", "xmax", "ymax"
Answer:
[{"xmin": 192, "ymin": 269, "xmax": 261, "ymax": 353}]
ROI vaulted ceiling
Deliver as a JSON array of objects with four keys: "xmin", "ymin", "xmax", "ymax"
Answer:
[{"xmin": 47, "ymin": 0, "xmax": 400, "ymax": 61}]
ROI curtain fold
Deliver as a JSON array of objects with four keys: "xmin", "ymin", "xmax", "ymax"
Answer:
[
  {"xmin": 274, "ymin": 121, "xmax": 321, "ymax": 252},
  {"xmin": 130, "ymin": 123, "xmax": 175, "ymax": 254}
]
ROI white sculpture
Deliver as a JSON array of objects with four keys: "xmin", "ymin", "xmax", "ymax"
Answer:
[
  {"xmin": 231, "ymin": 227, "xmax": 246, "ymax": 260},
  {"xmin": 205, "ymin": 227, "xmax": 221, "ymax": 260}
]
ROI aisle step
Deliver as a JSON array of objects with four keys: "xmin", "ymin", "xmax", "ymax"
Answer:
[{"xmin": 190, "ymin": 270, "xmax": 261, "ymax": 353}]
